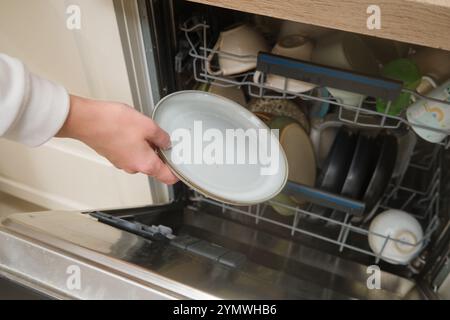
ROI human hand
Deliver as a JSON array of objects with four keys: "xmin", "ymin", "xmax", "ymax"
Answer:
[{"xmin": 57, "ymin": 95, "xmax": 179, "ymax": 185}]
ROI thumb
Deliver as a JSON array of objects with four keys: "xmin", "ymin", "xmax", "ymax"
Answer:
[{"xmin": 146, "ymin": 120, "xmax": 171, "ymax": 150}]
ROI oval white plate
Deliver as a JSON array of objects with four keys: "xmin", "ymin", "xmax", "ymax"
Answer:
[{"xmin": 152, "ymin": 91, "xmax": 288, "ymax": 205}]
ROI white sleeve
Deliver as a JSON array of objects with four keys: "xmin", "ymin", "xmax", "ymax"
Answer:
[{"xmin": 0, "ymin": 53, "xmax": 70, "ymax": 147}]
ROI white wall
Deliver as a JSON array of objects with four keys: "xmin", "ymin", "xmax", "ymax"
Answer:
[{"xmin": 0, "ymin": 0, "xmax": 154, "ymax": 210}]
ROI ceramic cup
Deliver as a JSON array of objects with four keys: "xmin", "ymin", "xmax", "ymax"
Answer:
[
  {"xmin": 206, "ymin": 24, "xmax": 269, "ymax": 76},
  {"xmin": 368, "ymin": 209, "xmax": 423, "ymax": 265},
  {"xmin": 415, "ymin": 76, "xmax": 438, "ymax": 96},
  {"xmin": 197, "ymin": 80, "xmax": 247, "ymax": 106},
  {"xmin": 247, "ymin": 98, "xmax": 310, "ymax": 133},
  {"xmin": 360, "ymin": 36, "xmax": 409, "ymax": 65},
  {"xmin": 253, "ymin": 35, "xmax": 316, "ymax": 93},
  {"xmin": 312, "ymin": 32, "xmax": 379, "ymax": 107},
  {"xmin": 411, "ymin": 47, "xmax": 450, "ymax": 86},
  {"xmin": 326, "ymin": 88, "xmax": 366, "ymax": 107},
  {"xmin": 406, "ymin": 79, "xmax": 450, "ymax": 143}
]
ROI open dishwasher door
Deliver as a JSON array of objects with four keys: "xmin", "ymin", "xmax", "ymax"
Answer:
[{"xmin": 0, "ymin": 206, "xmax": 433, "ymax": 300}]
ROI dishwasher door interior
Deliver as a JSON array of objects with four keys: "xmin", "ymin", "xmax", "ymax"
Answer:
[
  {"xmin": 92, "ymin": 203, "xmax": 432, "ymax": 300},
  {"xmin": 0, "ymin": 207, "xmax": 430, "ymax": 300}
]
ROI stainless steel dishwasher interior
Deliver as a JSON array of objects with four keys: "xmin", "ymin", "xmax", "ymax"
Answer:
[{"xmin": 106, "ymin": 0, "xmax": 448, "ymax": 299}]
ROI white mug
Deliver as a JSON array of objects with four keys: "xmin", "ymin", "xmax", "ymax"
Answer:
[
  {"xmin": 407, "ymin": 79, "xmax": 450, "ymax": 143},
  {"xmin": 206, "ymin": 24, "xmax": 269, "ymax": 76},
  {"xmin": 253, "ymin": 35, "xmax": 316, "ymax": 93},
  {"xmin": 327, "ymin": 88, "xmax": 365, "ymax": 107},
  {"xmin": 368, "ymin": 209, "xmax": 423, "ymax": 265},
  {"xmin": 415, "ymin": 76, "xmax": 437, "ymax": 96},
  {"xmin": 411, "ymin": 48, "xmax": 450, "ymax": 85},
  {"xmin": 312, "ymin": 32, "xmax": 378, "ymax": 107},
  {"xmin": 207, "ymin": 81, "xmax": 247, "ymax": 106},
  {"xmin": 312, "ymin": 32, "xmax": 379, "ymax": 75}
]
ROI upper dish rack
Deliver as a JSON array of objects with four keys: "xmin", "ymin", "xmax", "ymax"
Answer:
[{"xmin": 180, "ymin": 19, "xmax": 450, "ymax": 148}]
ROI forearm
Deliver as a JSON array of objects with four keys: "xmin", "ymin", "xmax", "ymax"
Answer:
[
  {"xmin": 56, "ymin": 95, "xmax": 105, "ymax": 142},
  {"xmin": 57, "ymin": 94, "xmax": 178, "ymax": 184},
  {"xmin": 0, "ymin": 53, "xmax": 178, "ymax": 185}
]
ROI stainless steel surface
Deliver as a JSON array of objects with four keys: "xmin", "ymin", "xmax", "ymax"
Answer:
[
  {"xmin": 0, "ymin": 209, "xmax": 429, "ymax": 299},
  {"xmin": 0, "ymin": 274, "xmax": 52, "ymax": 300},
  {"xmin": 182, "ymin": 209, "xmax": 426, "ymax": 299},
  {"xmin": 0, "ymin": 211, "xmax": 214, "ymax": 299},
  {"xmin": 438, "ymin": 271, "xmax": 450, "ymax": 299}
]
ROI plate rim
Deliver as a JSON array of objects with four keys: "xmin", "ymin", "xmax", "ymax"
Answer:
[{"xmin": 340, "ymin": 133, "xmax": 375, "ymax": 200}]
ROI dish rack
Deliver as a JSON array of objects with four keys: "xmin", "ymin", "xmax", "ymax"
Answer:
[
  {"xmin": 178, "ymin": 18, "xmax": 448, "ymax": 266},
  {"xmin": 180, "ymin": 19, "xmax": 450, "ymax": 148},
  {"xmin": 188, "ymin": 142, "xmax": 442, "ymax": 266}
]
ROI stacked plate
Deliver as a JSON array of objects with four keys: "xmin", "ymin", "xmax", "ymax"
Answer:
[
  {"xmin": 268, "ymin": 116, "xmax": 316, "ymax": 215},
  {"xmin": 311, "ymin": 127, "xmax": 398, "ymax": 224},
  {"xmin": 249, "ymin": 98, "xmax": 316, "ymax": 216}
]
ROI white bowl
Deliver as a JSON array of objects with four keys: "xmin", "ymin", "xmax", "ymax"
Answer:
[
  {"xmin": 368, "ymin": 209, "xmax": 424, "ymax": 265},
  {"xmin": 207, "ymin": 24, "xmax": 269, "ymax": 76}
]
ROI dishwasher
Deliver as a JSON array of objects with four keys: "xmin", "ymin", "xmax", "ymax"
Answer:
[{"xmin": 0, "ymin": 0, "xmax": 449, "ymax": 300}]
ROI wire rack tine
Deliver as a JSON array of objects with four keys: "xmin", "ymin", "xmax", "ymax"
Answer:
[{"xmin": 186, "ymin": 21, "xmax": 450, "ymax": 138}]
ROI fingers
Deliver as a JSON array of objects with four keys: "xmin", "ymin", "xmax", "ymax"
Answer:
[
  {"xmin": 137, "ymin": 148, "xmax": 179, "ymax": 185},
  {"xmin": 145, "ymin": 120, "xmax": 171, "ymax": 150}
]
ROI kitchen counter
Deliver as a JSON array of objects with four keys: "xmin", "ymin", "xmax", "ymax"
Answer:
[{"xmin": 187, "ymin": 0, "xmax": 450, "ymax": 51}]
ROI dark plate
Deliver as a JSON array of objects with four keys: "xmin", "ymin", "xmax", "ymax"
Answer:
[
  {"xmin": 341, "ymin": 134, "xmax": 378, "ymax": 204},
  {"xmin": 318, "ymin": 127, "xmax": 358, "ymax": 193},
  {"xmin": 362, "ymin": 134, "xmax": 398, "ymax": 216},
  {"xmin": 329, "ymin": 134, "xmax": 379, "ymax": 224},
  {"xmin": 309, "ymin": 127, "xmax": 357, "ymax": 221}
]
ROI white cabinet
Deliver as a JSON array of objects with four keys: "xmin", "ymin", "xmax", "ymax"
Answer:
[{"xmin": 0, "ymin": 0, "xmax": 154, "ymax": 210}]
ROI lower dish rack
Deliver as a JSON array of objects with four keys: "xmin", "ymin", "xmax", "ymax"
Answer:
[
  {"xmin": 187, "ymin": 143, "xmax": 442, "ymax": 267},
  {"xmin": 178, "ymin": 18, "xmax": 446, "ymax": 268}
]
